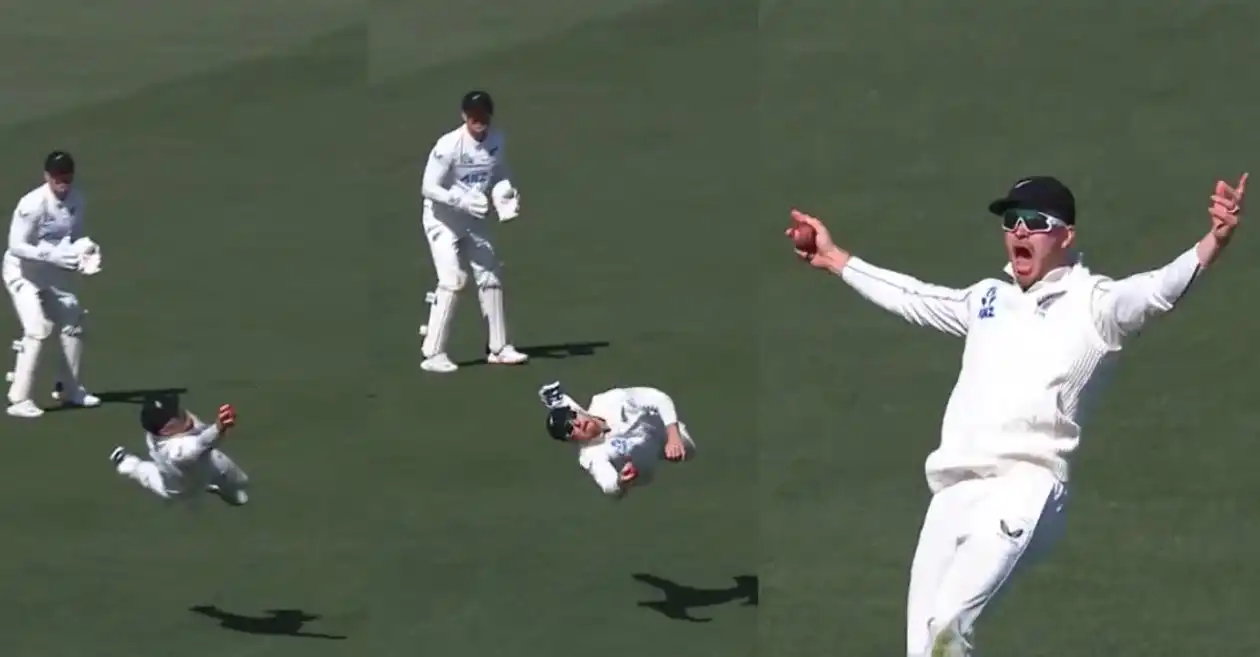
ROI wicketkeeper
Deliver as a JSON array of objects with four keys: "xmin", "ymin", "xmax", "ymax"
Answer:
[
  {"xmin": 418, "ymin": 90, "xmax": 528, "ymax": 373},
  {"xmin": 3, "ymin": 151, "xmax": 102, "ymax": 418}
]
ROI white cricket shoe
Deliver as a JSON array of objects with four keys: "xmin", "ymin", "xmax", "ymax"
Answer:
[
  {"xmin": 109, "ymin": 446, "xmax": 128, "ymax": 466},
  {"xmin": 54, "ymin": 385, "xmax": 101, "ymax": 408},
  {"xmin": 421, "ymin": 353, "xmax": 459, "ymax": 373},
  {"xmin": 7, "ymin": 399, "xmax": 44, "ymax": 418},
  {"xmin": 487, "ymin": 345, "xmax": 529, "ymax": 365}
]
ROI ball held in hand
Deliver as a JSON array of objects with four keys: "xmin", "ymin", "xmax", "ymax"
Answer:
[{"xmin": 789, "ymin": 221, "xmax": 817, "ymax": 253}]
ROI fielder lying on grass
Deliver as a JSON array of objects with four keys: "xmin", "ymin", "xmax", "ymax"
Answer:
[{"xmin": 540, "ymin": 381, "xmax": 695, "ymax": 499}]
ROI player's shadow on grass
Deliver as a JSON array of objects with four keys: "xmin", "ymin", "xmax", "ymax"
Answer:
[
  {"xmin": 43, "ymin": 386, "xmax": 188, "ymax": 413},
  {"xmin": 189, "ymin": 605, "xmax": 347, "ymax": 640},
  {"xmin": 456, "ymin": 340, "xmax": 611, "ymax": 367},
  {"xmin": 632, "ymin": 573, "xmax": 759, "ymax": 623}
]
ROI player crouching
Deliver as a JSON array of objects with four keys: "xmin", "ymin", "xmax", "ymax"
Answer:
[
  {"xmin": 540, "ymin": 381, "xmax": 696, "ymax": 499},
  {"xmin": 110, "ymin": 394, "xmax": 249, "ymax": 506}
]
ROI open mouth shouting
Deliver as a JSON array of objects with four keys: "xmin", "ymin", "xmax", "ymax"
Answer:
[{"xmin": 1010, "ymin": 242, "xmax": 1035, "ymax": 275}]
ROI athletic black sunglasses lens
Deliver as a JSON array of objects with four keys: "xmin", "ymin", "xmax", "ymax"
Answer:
[{"xmin": 1002, "ymin": 209, "xmax": 1054, "ymax": 232}]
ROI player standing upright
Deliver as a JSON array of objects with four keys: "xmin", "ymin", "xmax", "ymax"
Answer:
[
  {"xmin": 418, "ymin": 90, "xmax": 528, "ymax": 373},
  {"xmin": 787, "ymin": 173, "xmax": 1246, "ymax": 657},
  {"xmin": 3, "ymin": 151, "xmax": 102, "ymax": 418}
]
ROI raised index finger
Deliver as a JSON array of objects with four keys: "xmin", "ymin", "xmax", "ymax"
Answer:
[{"xmin": 1238, "ymin": 172, "xmax": 1249, "ymax": 197}]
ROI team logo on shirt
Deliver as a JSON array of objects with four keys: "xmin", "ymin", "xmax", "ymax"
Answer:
[
  {"xmin": 978, "ymin": 286, "xmax": 998, "ymax": 319},
  {"xmin": 609, "ymin": 437, "xmax": 631, "ymax": 456},
  {"xmin": 1034, "ymin": 292, "xmax": 1066, "ymax": 317}
]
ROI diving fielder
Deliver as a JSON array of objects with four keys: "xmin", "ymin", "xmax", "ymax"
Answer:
[
  {"xmin": 540, "ymin": 381, "xmax": 696, "ymax": 499},
  {"xmin": 788, "ymin": 173, "xmax": 1247, "ymax": 656},
  {"xmin": 4, "ymin": 151, "xmax": 102, "ymax": 418},
  {"xmin": 110, "ymin": 394, "xmax": 249, "ymax": 506},
  {"xmin": 418, "ymin": 90, "xmax": 528, "ymax": 373}
]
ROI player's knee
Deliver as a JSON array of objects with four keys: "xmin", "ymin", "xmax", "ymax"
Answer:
[
  {"xmin": 437, "ymin": 270, "xmax": 468, "ymax": 292},
  {"xmin": 925, "ymin": 615, "xmax": 972, "ymax": 657},
  {"xmin": 54, "ymin": 299, "xmax": 85, "ymax": 335},
  {"xmin": 23, "ymin": 319, "xmax": 54, "ymax": 341},
  {"xmin": 475, "ymin": 269, "xmax": 500, "ymax": 289}
]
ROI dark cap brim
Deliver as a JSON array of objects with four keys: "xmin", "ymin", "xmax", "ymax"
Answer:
[{"xmin": 988, "ymin": 198, "xmax": 1017, "ymax": 216}]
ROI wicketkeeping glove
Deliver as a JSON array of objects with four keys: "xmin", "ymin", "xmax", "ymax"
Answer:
[
  {"xmin": 454, "ymin": 187, "xmax": 489, "ymax": 218},
  {"xmin": 492, "ymin": 180, "xmax": 520, "ymax": 222},
  {"xmin": 41, "ymin": 242, "xmax": 81, "ymax": 270},
  {"xmin": 73, "ymin": 237, "xmax": 102, "ymax": 275}
]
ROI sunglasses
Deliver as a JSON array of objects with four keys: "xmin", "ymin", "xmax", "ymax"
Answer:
[{"xmin": 1002, "ymin": 209, "xmax": 1068, "ymax": 233}]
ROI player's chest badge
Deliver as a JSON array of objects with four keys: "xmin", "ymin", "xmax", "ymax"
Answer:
[
  {"xmin": 608, "ymin": 436, "xmax": 633, "ymax": 456},
  {"xmin": 1033, "ymin": 291, "xmax": 1067, "ymax": 317}
]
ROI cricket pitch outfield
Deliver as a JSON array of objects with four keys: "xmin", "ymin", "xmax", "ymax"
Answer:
[{"xmin": 1, "ymin": 1, "xmax": 1258, "ymax": 656}]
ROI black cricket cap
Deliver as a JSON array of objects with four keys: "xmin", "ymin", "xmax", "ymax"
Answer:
[
  {"xmin": 140, "ymin": 393, "xmax": 182, "ymax": 434},
  {"xmin": 461, "ymin": 90, "xmax": 494, "ymax": 117},
  {"xmin": 44, "ymin": 150, "xmax": 75, "ymax": 176},
  {"xmin": 987, "ymin": 176, "xmax": 1076, "ymax": 225},
  {"xmin": 546, "ymin": 406, "xmax": 576, "ymax": 441}
]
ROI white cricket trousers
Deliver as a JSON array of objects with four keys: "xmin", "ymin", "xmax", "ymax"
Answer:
[
  {"xmin": 421, "ymin": 204, "xmax": 511, "ymax": 355},
  {"xmin": 905, "ymin": 463, "xmax": 1068, "ymax": 657},
  {"xmin": 117, "ymin": 449, "xmax": 249, "ymax": 503},
  {"xmin": 2, "ymin": 263, "xmax": 86, "ymax": 401},
  {"xmin": 423, "ymin": 205, "xmax": 502, "ymax": 292}
]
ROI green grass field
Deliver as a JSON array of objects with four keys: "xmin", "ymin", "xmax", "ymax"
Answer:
[{"xmin": 1, "ymin": 0, "xmax": 1258, "ymax": 655}]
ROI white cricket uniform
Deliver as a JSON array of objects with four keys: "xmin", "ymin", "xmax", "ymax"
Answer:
[
  {"xmin": 839, "ymin": 246, "xmax": 1203, "ymax": 656},
  {"xmin": 574, "ymin": 387, "xmax": 698, "ymax": 498},
  {"xmin": 3, "ymin": 184, "xmax": 88, "ymax": 401},
  {"xmin": 115, "ymin": 413, "xmax": 249, "ymax": 503},
  {"xmin": 418, "ymin": 124, "xmax": 517, "ymax": 358}
]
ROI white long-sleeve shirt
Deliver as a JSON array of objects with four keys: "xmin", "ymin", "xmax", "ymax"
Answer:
[
  {"xmin": 577, "ymin": 387, "xmax": 683, "ymax": 497},
  {"xmin": 841, "ymin": 247, "xmax": 1203, "ymax": 493},
  {"xmin": 421, "ymin": 124, "xmax": 510, "ymax": 215},
  {"xmin": 145, "ymin": 413, "xmax": 224, "ymax": 496},
  {"xmin": 3, "ymin": 183, "xmax": 84, "ymax": 287}
]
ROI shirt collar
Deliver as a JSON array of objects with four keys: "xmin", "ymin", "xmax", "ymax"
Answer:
[
  {"xmin": 42, "ymin": 184, "xmax": 73, "ymax": 205},
  {"xmin": 461, "ymin": 124, "xmax": 492, "ymax": 143},
  {"xmin": 1002, "ymin": 251, "xmax": 1084, "ymax": 291}
]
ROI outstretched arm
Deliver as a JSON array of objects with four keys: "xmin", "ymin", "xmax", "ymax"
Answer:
[
  {"xmin": 1094, "ymin": 173, "xmax": 1247, "ymax": 345},
  {"xmin": 839, "ymin": 258, "xmax": 974, "ymax": 337},
  {"xmin": 1091, "ymin": 247, "xmax": 1202, "ymax": 345},
  {"xmin": 159, "ymin": 424, "xmax": 223, "ymax": 464},
  {"xmin": 158, "ymin": 406, "xmax": 236, "ymax": 465},
  {"xmin": 787, "ymin": 209, "xmax": 973, "ymax": 337}
]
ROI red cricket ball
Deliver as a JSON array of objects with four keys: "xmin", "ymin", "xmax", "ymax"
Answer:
[{"xmin": 790, "ymin": 221, "xmax": 817, "ymax": 252}]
